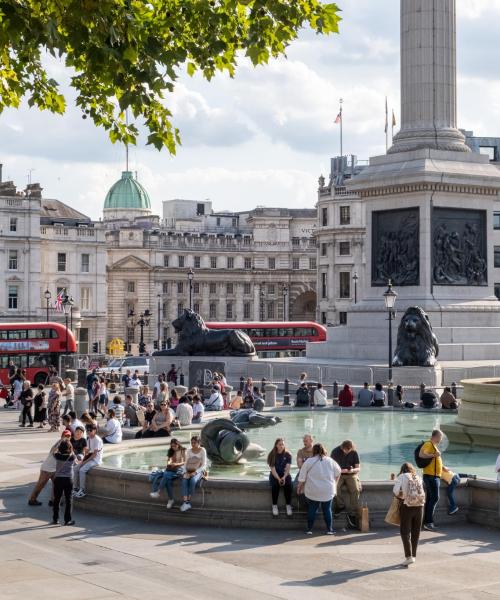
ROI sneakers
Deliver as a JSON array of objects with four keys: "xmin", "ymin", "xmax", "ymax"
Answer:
[
  {"xmin": 402, "ymin": 557, "xmax": 416, "ymax": 566},
  {"xmin": 64, "ymin": 520, "xmax": 76, "ymax": 526},
  {"xmin": 448, "ymin": 507, "xmax": 459, "ymax": 515},
  {"xmin": 180, "ymin": 502, "xmax": 191, "ymax": 512},
  {"xmin": 71, "ymin": 489, "xmax": 79, "ymax": 497},
  {"xmin": 326, "ymin": 530, "xmax": 336, "ymax": 536},
  {"xmin": 166, "ymin": 499, "xmax": 175, "ymax": 509},
  {"xmin": 286, "ymin": 505, "xmax": 293, "ymax": 517},
  {"xmin": 305, "ymin": 530, "xmax": 313, "ymax": 535},
  {"xmin": 52, "ymin": 519, "xmax": 59, "ymax": 525},
  {"xmin": 73, "ymin": 490, "xmax": 86, "ymax": 499},
  {"xmin": 271, "ymin": 505, "xmax": 279, "ymax": 517},
  {"xmin": 27, "ymin": 424, "xmax": 34, "ymax": 428},
  {"xmin": 423, "ymin": 523, "xmax": 436, "ymax": 531},
  {"xmin": 150, "ymin": 491, "xmax": 160, "ymax": 499}
]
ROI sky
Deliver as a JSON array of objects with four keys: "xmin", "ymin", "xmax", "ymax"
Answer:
[{"xmin": 2, "ymin": 0, "xmax": 500, "ymax": 221}]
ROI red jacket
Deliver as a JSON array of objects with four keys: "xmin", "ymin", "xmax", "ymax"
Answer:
[{"xmin": 338, "ymin": 386, "xmax": 353, "ymax": 407}]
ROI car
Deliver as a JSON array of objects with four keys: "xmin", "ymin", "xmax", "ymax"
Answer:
[{"xmin": 98, "ymin": 356, "xmax": 150, "ymax": 377}]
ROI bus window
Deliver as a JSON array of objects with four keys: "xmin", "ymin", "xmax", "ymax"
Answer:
[
  {"xmin": 8, "ymin": 330, "xmax": 28, "ymax": 339},
  {"xmin": 0, "ymin": 331, "xmax": 7, "ymax": 340}
]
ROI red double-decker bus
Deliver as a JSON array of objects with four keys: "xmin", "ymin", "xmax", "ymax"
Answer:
[
  {"xmin": 205, "ymin": 321, "xmax": 327, "ymax": 357},
  {"xmin": 0, "ymin": 322, "xmax": 77, "ymax": 387}
]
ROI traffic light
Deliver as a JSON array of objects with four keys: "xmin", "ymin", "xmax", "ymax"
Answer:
[
  {"xmin": 139, "ymin": 341, "xmax": 146, "ymax": 354},
  {"xmin": 161, "ymin": 340, "xmax": 167, "ymax": 350},
  {"xmin": 153, "ymin": 340, "xmax": 158, "ymax": 350},
  {"xmin": 92, "ymin": 342, "xmax": 98, "ymax": 353}
]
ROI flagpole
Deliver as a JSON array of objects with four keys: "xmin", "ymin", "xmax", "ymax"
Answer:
[
  {"xmin": 339, "ymin": 98, "xmax": 343, "ymax": 156},
  {"xmin": 385, "ymin": 96, "xmax": 389, "ymax": 153}
]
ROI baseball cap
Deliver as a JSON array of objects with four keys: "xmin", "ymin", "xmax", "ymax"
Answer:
[{"xmin": 62, "ymin": 429, "xmax": 72, "ymax": 437}]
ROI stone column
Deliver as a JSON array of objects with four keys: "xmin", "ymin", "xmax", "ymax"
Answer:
[
  {"xmin": 74, "ymin": 387, "xmax": 88, "ymax": 417},
  {"xmin": 390, "ymin": 0, "xmax": 468, "ymax": 154}
]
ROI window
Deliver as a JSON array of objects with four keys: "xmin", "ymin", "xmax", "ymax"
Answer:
[
  {"xmin": 194, "ymin": 256, "xmax": 201, "ymax": 269},
  {"xmin": 177, "ymin": 282, "xmax": 184, "ymax": 294},
  {"xmin": 162, "ymin": 302, "xmax": 168, "ymax": 318},
  {"xmin": 243, "ymin": 236, "xmax": 251, "ymax": 246},
  {"xmin": 196, "ymin": 203, "xmax": 205, "ymax": 216},
  {"xmin": 292, "ymin": 258, "xmax": 300, "ymax": 270},
  {"xmin": 81, "ymin": 287, "xmax": 90, "ymax": 310},
  {"xmin": 321, "ymin": 243, "xmax": 327, "ymax": 257},
  {"xmin": 496, "ymin": 284, "xmax": 500, "ymax": 300},
  {"xmin": 209, "ymin": 302, "xmax": 217, "ymax": 319},
  {"xmin": 127, "ymin": 281, "xmax": 135, "ymax": 293},
  {"xmin": 495, "ymin": 247, "xmax": 500, "ymax": 268},
  {"xmin": 309, "ymin": 257, "xmax": 317, "ymax": 270},
  {"xmin": 339, "ymin": 242, "xmax": 350, "ymax": 256},
  {"xmin": 9, "ymin": 217, "xmax": 17, "ymax": 232},
  {"xmin": 227, "ymin": 256, "xmax": 234, "ymax": 269},
  {"xmin": 162, "ymin": 282, "xmax": 168, "ymax": 294},
  {"xmin": 268, "ymin": 257, "xmax": 276, "ymax": 270},
  {"xmin": 193, "ymin": 302, "xmax": 200, "ymax": 313},
  {"xmin": 226, "ymin": 283, "xmax": 234, "ymax": 295},
  {"xmin": 226, "ymin": 302, "xmax": 233, "ymax": 319},
  {"xmin": 292, "ymin": 237, "xmax": 300, "ymax": 247},
  {"xmin": 163, "ymin": 326, "xmax": 170, "ymax": 341},
  {"xmin": 339, "ymin": 312, "xmax": 347, "ymax": 325},
  {"xmin": 244, "ymin": 257, "xmax": 252, "ymax": 270},
  {"xmin": 163, "ymin": 255, "xmax": 169, "ymax": 267},
  {"xmin": 177, "ymin": 302, "xmax": 184, "ymax": 316},
  {"xmin": 340, "ymin": 206, "xmax": 350, "ymax": 225},
  {"xmin": 339, "ymin": 272, "xmax": 351, "ymax": 298},
  {"xmin": 57, "ymin": 253, "xmax": 67, "ymax": 272},
  {"xmin": 267, "ymin": 302, "xmax": 275, "ymax": 319},
  {"xmin": 232, "ymin": 217, "xmax": 238, "ymax": 227},
  {"xmin": 216, "ymin": 217, "xmax": 221, "ymax": 226},
  {"xmin": 210, "ymin": 256, "xmax": 217, "ymax": 269},
  {"xmin": 81, "ymin": 254, "xmax": 90, "ymax": 272},
  {"xmin": 178, "ymin": 255, "xmax": 185, "ymax": 268},
  {"xmin": 321, "ymin": 312, "xmax": 327, "ymax": 325},
  {"xmin": 8, "ymin": 286, "xmax": 18, "ymax": 309},
  {"xmin": 321, "ymin": 273, "xmax": 327, "ymax": 299},
  {"xmin": 193, "ymin": 282, "xmax": 200, "ymax": 294},
  {"xmin": 322, "ymin": 207, "xmax": 328, "ymax": 226},
  {"xmin": 244, "ymin": 302, "xmax": 251, "ymax": 319},
  {"xmin": 209, "ymin": 282, "xmax": 217, "ymax": 295},
  {"xmin": 8, "ymin": 250, "xmax": 18, "ymax": 270},
  {"xmin": 268, "ymin": 284, "xmax": 275, "ymax": 295}
]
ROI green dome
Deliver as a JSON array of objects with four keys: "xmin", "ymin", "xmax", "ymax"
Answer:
[{"xmin": 104, "ymin": 171, "xmax": 151, "ymax": 211}]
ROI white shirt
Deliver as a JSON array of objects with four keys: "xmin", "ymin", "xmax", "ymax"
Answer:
[
  {"xmin": 298, "ymin": 456, "xmax": 341, "ymax": 502},
  {"xmin": 314, "ymin": 388, "xmax": 327, "ymax": 406},
  {"xmin": 88, "ymin": 435, "xmax": 104, "ymax": 463},
  {"xmin": 176, "ymin": 403, "xmax": 193, "ymax": 426},
  {"xmin": 496, "ymin": 454, "xmax": 500, "ymax": 482},
  {"xmin": 103, "ymin": 418, "xmax": 122, "ymax": 444},
  {"xmin": 183, "ymin": 447, "xmax": 207, "ymax": 474},
  {"xmin": 128, "ymin": 377, "xmax": 141, "ymax": 389},
  {"xmin": 393, "ymin": 472, "xmax": 425, "ymax": 506},
  {"xmin": 206, "ymin": 391, "xmax": 223, "ymax": 410},
  {"xmin": 65, "ymin": 383, "xmax": 74, "ymax": 400},
  {"xmin": 70, "ymin": 418, "xmax": 87, "ymax": 438},
  {"xmin": 193, "ymin": 402, "xmax": 204, "ymax": 419}
]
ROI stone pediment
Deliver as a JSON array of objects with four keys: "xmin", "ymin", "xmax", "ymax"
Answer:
[{"xmin": 110, "ymin": 255, "xmax": 152, "ymax": 271}]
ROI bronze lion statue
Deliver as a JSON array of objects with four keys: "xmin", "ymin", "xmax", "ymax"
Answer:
[
  {"xmin": 392, "ymin": 306, "xmax": 439, "ymax": 367},
  {"xmin": 154, "ymin": 309, "xmax": 256, "ymax": 356}
]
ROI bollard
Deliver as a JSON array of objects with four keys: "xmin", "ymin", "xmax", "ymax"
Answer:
[
  {"xmin": 125, "ymin": 386, "xmax": 139, "ymax": 406},
  {"xmin": 180, "ymin": 372, "xmax": 185, "ymax": 386},
  {"xmin": 451, "ymin": 382, "xmax": 457, "ymax": 398},
  {"xmin": 283, "ymin": 378, "xmax": 290, "ymax": 406},
  {"xmin": 387, "ymin": 382, "xmax": 394, "ymax": 407},
  {"xmin": 420, "ymin": 383, "xmax": 426, "ymax": 400},
  {"xmin": 74, "ymin": 387, "xmax": 88, "ymax": 417},
  {"xmin": 239, "ymin": 376, "xmax": 245, "ymax": 392},
  {"xmin": 174, "ymin": 385, "xmax": 188, "ymax": 398},
  {"xmin": 308, "ymin": 383, "xmax": 315, "ymax": 407},
  {"xmin": 77, "ymin": 368, "xmax": 87, "ymax": 388},
  {"xmin": 264, "ymin": 384, "xmax": 277, "ymax": 408},
  {"xmin": 143, "ymin": 373, "xmax": 149, "ymax": 386},
  {"xmin": 333, "ymin": 381, "xmax": 339, "ymax": 400}
]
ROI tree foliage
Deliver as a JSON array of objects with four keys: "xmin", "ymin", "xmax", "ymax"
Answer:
[{"xmin": 0, "ymin": 0, "xmax": 341, "ymax": 152}]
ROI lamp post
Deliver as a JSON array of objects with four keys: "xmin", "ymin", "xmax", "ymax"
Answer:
[
  {"xmin": 137, "ymin": 309, "xmax": 151, "ymax": 355},
  {"xmin": 187, "ymin": 268, "xmax": 194, "ymax": 310},
  {"xmin": 157, "ymin": 294, "xmax": 161, "ymax": 349},
  {"xmin": 44, "ymin": 289, "xmax": 51, "ymax": 321},
  {"xmin": 282, "ymin": 285, "xmax": 288, "ymax": 321},
  {"xmin": 126, "ymin": 309, "xmax": 135, "ymax": 353},
  {"xmin": 383, "ymin": 280, "xmax": 398, "ymax": 382},
  {"xmin": 352, "ymin": 272, "xmax": 359, "ymax": 304},
  {"xmin": 61, "ymin": 292, "xmax": 74, "ymax": 366}
]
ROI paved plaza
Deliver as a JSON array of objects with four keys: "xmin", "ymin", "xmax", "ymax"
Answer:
[{"xmin": 1, "ymin": 410, "xmax": 499, "ymax": 600}]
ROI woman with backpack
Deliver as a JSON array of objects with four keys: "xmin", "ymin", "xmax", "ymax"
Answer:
[{"xmin": 393, "ymin": 462, "xmax": 426, "ymax": 567}]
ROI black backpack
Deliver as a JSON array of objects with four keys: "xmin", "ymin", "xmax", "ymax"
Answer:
[{"xmin": 414, "ymin": 441, "xmax": 432, "ymax": 469}]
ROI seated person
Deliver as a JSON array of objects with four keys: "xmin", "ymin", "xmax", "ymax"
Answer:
[
  {"xmin": 338, "ymin": 384, "xmax": 353, "ymax": 407},
  {"xmin": 421, "ymin": 389, "xmax": 438, "ymax": 409},
  {"xmin": 440, "ymin": 387, "xmax": 458, "ymax": 409},
  {"xmin": 372, "ymin": 383, "xmax": 386, "ymax": 407},
  {"xmin": 73, "ymin": 424, "xmax": 103, "ymax": 498},
  {"xmin": 180, "ymin": 436, "xmax": 207, "ymax": 512},
  {"xmin": 313, "ymin": 383, "xmax": 327, "ymax": 407},
  {"xmin": 296, "ymin": 434, "xmax": 314, "ymax": 472},
  {"xmin": 111, "ymin": 396, "xmax": 125, "ymax": 424},
  {"xmin": 295, "ymin": 382, "xmax": 310, "ymax": 407},
  {"xmin": 150, "ymin": 439, "xmax": 186, "ymax": 508},
  {"xmin": 142, "ymin": 401, "xmax": 172, "ymax": 437},
  {"xmin": 230, "ymin": 390, "xmax": 244, "ymax": 410},
  {"xmin": 135, "ymin": 402, "xmax": 156, "ymax": 438},
  {"xmin": 243, "ymin": 394, "xmax": 254, "ymax": 409},
  {"xmin": 71, "ymin": 426, "xmax": 88, "ymax": 460},
  {"xmin": 138, "ymin": 385, "xmax": 152, "ymax": 408},
  {"xmin": 100, "ymin": 408, "xmax": 123, "ymax": 444},
  {"xmin": 169, "ymin": 389, "xmax": 180, "ymax": 410},
  {"xmin": 124, "ymin": 394, "xmax": 140, "ymax": 427},
  {"xmin": 205, "ymin": 385, "xmax": 223, "ymax": 411},
  {"xmin": 176, "ymin": 397, "xmax": 193, "ymax": 426},
  {"xmin": 192, "ymin": 395, "xmax": 205, "ymax": 423},
  {"xmin": 356, "ymin": 382, "xmax": 373, "ymax": 407}
]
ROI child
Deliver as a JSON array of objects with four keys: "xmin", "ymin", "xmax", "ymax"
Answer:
[
  {"xmin": 442, "ymin": 467, "xmax": 477, "ymax": 515},
  {"xmin": 52, "ymin": 437, "xmax": 77, "ymax": 526}
]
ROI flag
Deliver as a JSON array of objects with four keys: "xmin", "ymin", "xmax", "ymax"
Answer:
[
  {"xmin": 392, "ymin": 110, "xmax": 397, "ymax": 127},
  {"xmin": 334, "ymin": 111, "xmax": 342, "ymax": 124},
  {"xmin": 54, "ymin": 289, "xmax": 65, "ymax": 312},
  {"xmin": 385, "ymin": 97, "xmax": 388, "ymax": 134}
]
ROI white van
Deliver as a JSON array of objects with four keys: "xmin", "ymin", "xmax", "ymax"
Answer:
[{"xmin": 99, "ymin": 356, "xmax": 150, "ymax": 376}]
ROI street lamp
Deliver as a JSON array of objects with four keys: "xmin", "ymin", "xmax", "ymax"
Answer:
[
  {"xmin": 62, "ymin": 292, "xmax": 74, "ymax": 366},
  {"xmin": 282, "ymin": 285, "xmax": 288, "ymax": 321},
  {"xmin": 137, "ymin": 309, "xmax": 151, "ymax": 355},
  {"xmin": 126, "ymin": 309, "xmax": 135, "ymax": 353},
  {"xmin": 187, "ymin": 268, "xmax": 194, "ymax": 310},
  {"xmin": 157, "ymin": 294, "xmax": 161, "ymax": 350},
  {"xmin": 352, "ymin": 272, "xmax": 359, "ymax": 304},
  {"xmin": 383, "ymin": 279, "xmax": 398, "ymax": 382},
  {"xmin": 44, "ymin": 289, "xmax": 51, "ymax": 321}
]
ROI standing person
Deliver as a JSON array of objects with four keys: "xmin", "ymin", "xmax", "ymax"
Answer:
[
  {"xmin": 156, "ymin": 382, "xmax": 169, "ymax": 407},
  {"xmin": 441, "ymin": 466, "xmax": 466, "ymax": 516},
  {"xmin": 90, "ymin": 378, "xmax": 100, "ymax": 414},
  {"xmin": 243, "ymin": 377, "xmax": 254, "ymax": 399},
  {"xmin": 86, "ymin": 369, "xmax": 98, "ymax": 407},
  {"xmin": 267, "ymin": 438, "xmax": 293, "ymax": 517},
  {"xmin": 150, "ymin": 439, "xmax": 186, "ymax": 508},
  {"xmin": 331, "ymin": 440, "xmax": 362, "ymax": 528},
  {"xmin": 48, "ymin": 383, "xmax": 62, "ymax": 433},
  {"xmin": 180, "ymin": 436, "xmax": 207, "ymax": 512},
  {"xmin": 393, "ymin": 462, "xmax": 425, "ymax": 566},
  {"xmin": 62, "ymin": 378, "xmax": 75, "ymax": 415},
  {"xmin": 152, "ymin": 374, "xmax": 164, "ymax": 402},
  {"xmin": 298, "ymin": 443, "xmax": 341, "ymax": 535},
  {"xmin": 52, "ymin": 438, "xmax": 77, "ymax": 525},
  {"xmin": 33, "ymin": 384, "xmax": 48, "ymax": 428},
  {"xmin": 356, "ymin": 382, "xmax": 373, "ymax": 407},
  {"xmin": 121, "ymin": 369, "xmax": 131, "ymax": 390},
  {"xmin": 296, "ymin": 434, "xmax": 314, "ymax": 470},
  {"xmin": 338, "ymin": 384, "xmax": 353, "ymax": 407},
  {"xmin": 12, "ymin": 370, "xmax": 24, "ymax": 409},
  {"xmin": 73, "ymin": 424, "xmax": 103, "ymax": 498},
  {"xmin": 372, "ymin": 383, "xmax": 386, "ymax": 407},
  {"xmin": 167, "ymin": 364, "xmax": 178, "ymax": 386},
  {"xmin": 419, "ymin": 429, "xmax": 443, "ymax": 531},
  {"xmin": 97, "ymin": 377, "xmax": 108, "ymax": 417},
  {"xmin": 19, "ymin": 381, "xmax": 34, "ymax": 427},
  {"xmin": 313, "ymin": 383, "xmax": 327, "ymax": 407},
  {"xmin": 128, "ymin": 371, "xmax": 142, "ymax": 390},
  {"xmin": 192, "ymin": 395, "xmax": 204, "ymax": 423},
  {"xmin": 123, "ymin": 394, "xmax": 139, "ymax": 427}
]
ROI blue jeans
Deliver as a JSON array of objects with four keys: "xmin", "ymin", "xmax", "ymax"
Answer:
[
  {"xmin": 181, "ymin": 472, "xmax": 203, "ymax": 499},
  {"xmin": 423, "ymin": 475, "xmax": 440, "ymax": 525},
  {"xmin": 161, "ymin": 469, "xmax": 183, "ymax": 498},
  {"xmin": 306, "ymin": 498, "xmax": 333, "ymax": 532},
  {"xmin": 446, "ymin": 474, "xmax": 460, "ymax": 512}
]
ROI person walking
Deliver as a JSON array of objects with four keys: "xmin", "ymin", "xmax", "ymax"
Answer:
[
  {"xmin": 331, "ymin": 440, "xmax": 362, "ymax": 528},
  {"xmin": 62, "ymin": 377, "xmax": 75, "ymax": 415},
  {"xmin": 267, "ymin": 438, "xmax": 293, "ymax": 517},
  {"xmin": 48, "ymin": 383, "xmax": 62, "ymax": 433},
  {"xmin": 52, "ymin": 437, "xmax": 77, "ymax": 526},
  {"xmin": 19, "ymin": 381, "xmax": 34, "ymax": 427},
  {"xmin": 86, "ymin": 369, "xmax": 98, "ymax": 407},
  {"xmin": 298, "ymin": 443, "xmax": 341, "ymax": 535},
  {"xmin": 419, "ymin": 429, "xmax": 443, "ymax": 531},
  {"xmin": 393, "ymin": 462, "xmax": 425, "ymax": 566}
]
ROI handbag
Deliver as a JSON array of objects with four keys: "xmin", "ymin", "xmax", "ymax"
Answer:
[
  {"xmin": 358, "ymin": 504, "xmax": 370, "ymax": 533},
  {"xmin": 385, "ymin": 495, "xmax": 402, "ymax": 526}
]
